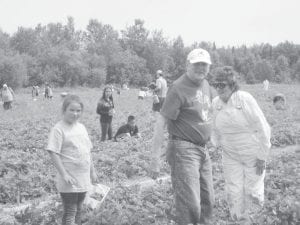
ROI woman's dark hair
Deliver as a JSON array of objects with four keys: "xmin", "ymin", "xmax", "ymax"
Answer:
[
  {"xmin": 213, "ymin": 66, "xmax": 240, "ymax": 92},
  {"xmin": 62, "ymin": 94, "xmax": 84, "ymax": 112},
  {"xmin": 101, "ymin": 86, "xmax": 114, "ymax": 106}
]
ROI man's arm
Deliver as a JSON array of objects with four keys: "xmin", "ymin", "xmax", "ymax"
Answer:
[
  {"xmin": 155, "ymin": 79, "xmax": 162, "ymax": 92},
  {"xmin": 149, "ymin": 114, "xmax": 167, "ymax": 178}
]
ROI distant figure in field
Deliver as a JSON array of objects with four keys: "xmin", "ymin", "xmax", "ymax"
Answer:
[
  {"xmin": 96, "ymin": 86, "xmax": 115, "ymax": 141},
  {"xmin": 32, "ymin": 86, "xmax": 39, "ymax": 99},
  {"xmin": 273, "ymin": 93, "xmax": 286, "ymax": 110},
  {"xmin": 122, "ymin": 83, "xmax": 129, "ymax": 90},
  {"xmin": 152, "ymin": 70, "xmax": 168, "ymax": 113},
  {"xmin": 263, "ymin": 79, "xmax": 269, "ymax": 91},
  {"xmin": 1, "ymin": 84, "xmax": 15, "ymax": 110},
  {"xmin": 44, "ymin": 84, "xmax": 53, "ymax": 99},
  {"xmin": 116, "ymin": 88, "xmax": 121, "ymax": 95},
  {"xmin": 148, "ymin": 82, "xmax": 156, "ymax": 90},
  {"xmin": 138, "ymin": 88, "xmax": 146, "ymax": 100},
  {"xmin": 114, "ymin": 115, "xmax": 141, "ymax": 141}
]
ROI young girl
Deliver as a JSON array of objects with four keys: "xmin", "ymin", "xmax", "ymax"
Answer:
[
  {"xmin": 47, "ymin": 95, "xmax": 97, "ymax": 225},
  {"xmin": 96, "ymin": 86, "xmax": 115, "ymax": 141}
]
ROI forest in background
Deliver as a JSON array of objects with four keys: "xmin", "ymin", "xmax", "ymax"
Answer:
[{"xmin": 0, "ymin": 17, "xmax": 300, "ymax": 88}]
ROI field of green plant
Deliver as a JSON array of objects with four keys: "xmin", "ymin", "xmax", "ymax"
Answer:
[{"xmin": 0, "ymin": 84, "xmax": 299, "ymax": 225}]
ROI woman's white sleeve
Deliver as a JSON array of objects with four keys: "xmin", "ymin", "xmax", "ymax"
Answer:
[{"xmin": 243, "ymin": 93, "xmax": 271, "ymax": 160}]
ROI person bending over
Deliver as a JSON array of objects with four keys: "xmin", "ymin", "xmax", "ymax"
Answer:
[{"xmin": 114, "ymin": 115, "xmax": 140, "ymax": 141}]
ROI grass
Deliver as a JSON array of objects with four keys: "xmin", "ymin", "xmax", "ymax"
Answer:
[{"xmin": 0, "ymin": 83, "xmax": 299, "ymax": 224}]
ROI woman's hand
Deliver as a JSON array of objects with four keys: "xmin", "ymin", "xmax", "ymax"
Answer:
[
  {"xmin": 108, "ymin": 109, "xmax": 115, "ymax": 116},
  {"xmin": 255, "ymin": 159, "xmax": 266, "ymax": 175}
]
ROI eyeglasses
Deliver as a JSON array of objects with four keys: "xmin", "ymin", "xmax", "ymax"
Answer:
[{"xmin": 212, "ymin": 82, "xmax": 228, "ymax": 89}]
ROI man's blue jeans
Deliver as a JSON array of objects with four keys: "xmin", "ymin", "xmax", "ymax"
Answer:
[
  {"xmin": 166, "ymin": 140, "xmax": 214, "ymax": 225},
  {"xmin": 60, "ymin": 192, "xmax": 86, "ymax": 225}
]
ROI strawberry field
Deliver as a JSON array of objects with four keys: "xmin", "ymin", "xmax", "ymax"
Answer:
[{"xmin": 0, "ymin": 84, "xmax": 299, "ymax": 225}]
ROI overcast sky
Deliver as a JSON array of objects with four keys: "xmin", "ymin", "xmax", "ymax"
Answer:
[{"xmin": 0, "ymin": 0, "xmax": 299, "ymax": 47}]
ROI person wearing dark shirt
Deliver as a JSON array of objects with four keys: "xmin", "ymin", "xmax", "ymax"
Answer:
[
  {"xmin": 149, "ymin": 48, "xmax": 214, "ymax": 225},
  {"xmin": 96, "ymin": 86, "xmax": 115, "ymax": 141},
  {"xmin": 114, "ymin": 115, "xmax": 140, "ymax": 141},
  {"xmin": 273, "ymin": 93, "xmax": 286, "ymax": 110}
]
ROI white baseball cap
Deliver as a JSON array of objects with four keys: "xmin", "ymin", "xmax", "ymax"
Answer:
[
  {"xmin": 3, "ymin": 84, "xmax": 7, "ymax": 88},
  {"xmin": 187, "ymin": 48, "xmax": 211, "ymax": 65},
  {"xmin": 156, "ymin": 70, "xmax": 163, "ymax": 75}
]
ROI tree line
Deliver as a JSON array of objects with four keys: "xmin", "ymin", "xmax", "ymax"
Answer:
[{"xmin": 0, "ymin": 17, "xmax": 299, "ymax": 88}]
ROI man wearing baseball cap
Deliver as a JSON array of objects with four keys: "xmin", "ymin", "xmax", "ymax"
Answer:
[
  {"xmin": 149, "ymin": 48, "xmax": 214, "ymax": 224},
  {"xmin": 152, "ymin": 70, "xmax": 168, "ymax": 113}
]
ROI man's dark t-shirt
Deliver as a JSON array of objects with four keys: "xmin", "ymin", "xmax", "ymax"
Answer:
[
  {"xmin": 160, "ymin": 74, "xmax": 213, "ymax": 145},
  {"xmin": 114, "ymin": 124, "xmax": 139, "ymax": 140}
]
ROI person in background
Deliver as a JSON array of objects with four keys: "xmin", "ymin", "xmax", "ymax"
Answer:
[
  {"xmin": 96, "ymin": 86, "xmax": 115, "ymax": 141},
  {"xmin": 44, "ymin": 83, "xmax": 49, "ymax": 99},
  {"xmin": 211, "ymin": 66, "xmax": 271, "ymax": 223},
  {"xmin": 48, "ymin": 85, "xmax": 53, "ymax": 99},
  {"xmin": 153, "ymin": 70, "xmax": 168, "ymax": 112},
  {"xmin": 46, "ymin": 95, "xmax": 98, "ymax": 225},
  {"xmin": 44, "ymin": 84, "xmax": 53, "ymax": 99},
  {"xmin": 273, "ymin": 93, "xmax": 286, "ymax": 110},
  {"xmin": 1, "ymin": 84, "xmax": 15, "ymax": 110},
  {"xmin": 138, "ymin": 88, "xmax": 146, "ymax": 100},
  {"xmin": 263, "ymin": 79, "xmax": 269, "ymax": 91},
  {"xmin": 149, "ymin": 48, "xmax": 214, "ymax": 225},
  {"xmin": 114, "ymin": 115, "xmax": 141, "ymax": 141},
  {"xmin": 32, "ymin": 86, "xmax": 39, "ymax": 99},
  {"xmin": 148, "ymin": 82, "xmax": 156, "ymax": 90}
]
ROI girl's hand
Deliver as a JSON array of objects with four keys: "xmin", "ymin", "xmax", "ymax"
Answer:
[
  {"xmin": 91, "ymin": 171, "xmax": 98, "ymax": 184},
  {"xmin": 62, "ymin": 173, "xmax": 77, "ymax": 186},
  {"xmin": 256, "ymin": 159, "xmax": 266, "ymax": 175}
]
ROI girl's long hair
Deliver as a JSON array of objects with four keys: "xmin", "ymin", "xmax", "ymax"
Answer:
[{"xmin": 101, "ymin": 86, "xmax": 114, "ymax": 107}]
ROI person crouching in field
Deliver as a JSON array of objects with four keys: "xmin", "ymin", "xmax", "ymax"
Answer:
[
  {"xmin": 273, "ymin": 93, "xmax": 286, "ymax": 110},
  {"xmin": 211, "ymin": 66, "xmax": 271, "ymax": 223},
  {"xmin": 96, "ymin": 86, "xmax": 115, "ymax": 141},
  {"xmin": 1, "ymin": 84, "xmax": 15, "ymax": 110},
  {"xmin": 114, "ymin": 115, "xmax": 141, "ymax": 141},
  {"xmin": 46, "ymin": 95, "xmax": 98, "ymax": 225}
]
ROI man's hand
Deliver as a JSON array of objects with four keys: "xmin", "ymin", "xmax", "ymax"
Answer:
[
  {"xmin": 255, "ymin": 159, "xmax": 266, "ymax": 175},
  {"xmin": 149, "ymin": 158, "xmax": 160, "ymax": 179}
]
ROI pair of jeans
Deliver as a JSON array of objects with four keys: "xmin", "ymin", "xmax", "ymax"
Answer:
[
  {"xmin": 3, "ymin": 101, "xmax": 12, "ymax": 110},
  {"xmin": 60, "ymin": 192, "xmax": 86, "ymax": 225},
  {"xmin": 100, "ymin": 122, "xmax": 112, "ymax": 141},
  {"xmin": 166, "ymin": 140, "xmax": 214, "ymax": 225}
]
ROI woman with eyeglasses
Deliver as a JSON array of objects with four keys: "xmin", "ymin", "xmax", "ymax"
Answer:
[{"xmin": 211, "ymin": 66, "xmax": 271, "ymax": 223}]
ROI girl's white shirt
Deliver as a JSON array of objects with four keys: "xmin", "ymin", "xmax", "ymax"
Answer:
[{"xmin": 47, "ymin": 120, "xmax": 93, "ymax": 192}]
